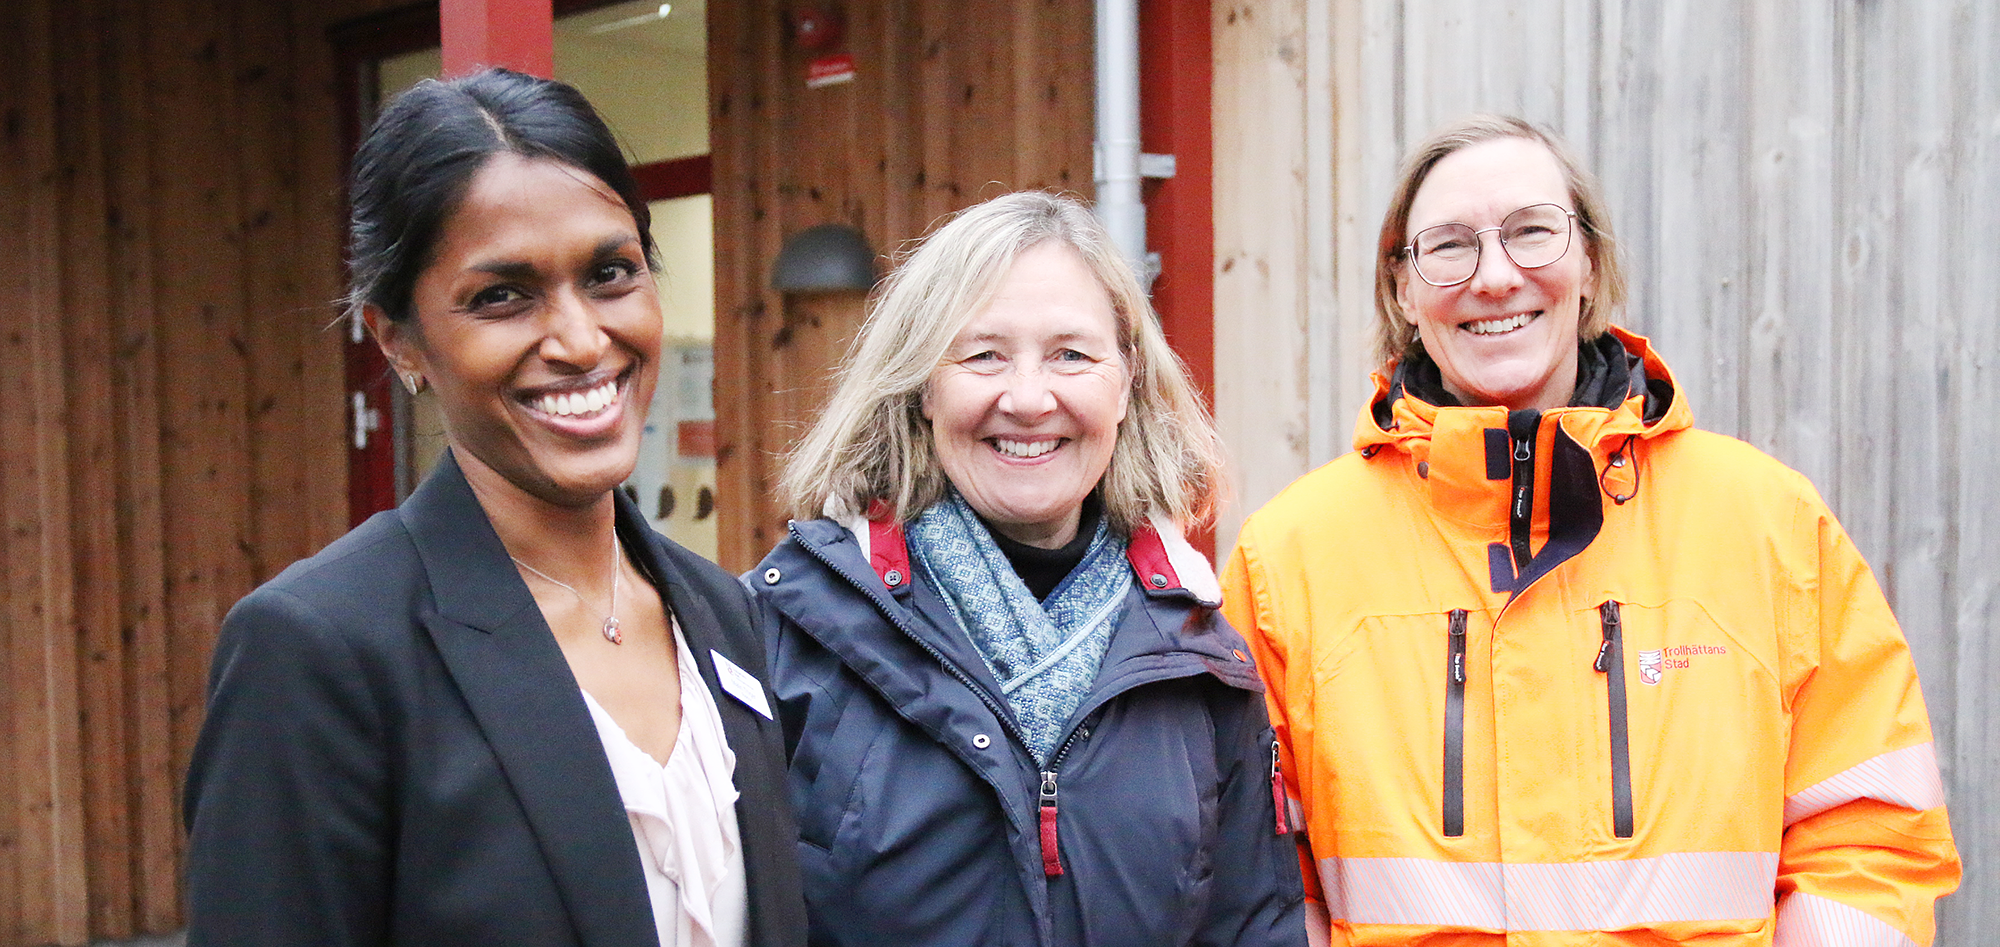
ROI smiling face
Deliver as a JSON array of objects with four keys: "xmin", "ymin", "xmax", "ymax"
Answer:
[
  {"xmin": 370, "ymin": 153, "xmax": 661, "ymax": 510},
  {"xmin": 1395, "ymin": 137, "xmax": 1593, "ymax": 411},
  {"xmin": 922, "ymin": 242, "xmax": 1131, "ymax": 549}
]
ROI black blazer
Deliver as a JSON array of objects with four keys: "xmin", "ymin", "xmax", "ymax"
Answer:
[{"xmin": 183, "ymin": 452, "xmax": 806, "ymax": 947}]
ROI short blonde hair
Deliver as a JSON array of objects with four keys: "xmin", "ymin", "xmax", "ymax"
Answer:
[
  {"xmin": 781, "ymin": 191, "xmax": 1225, "ymax": 533},
  {"xmin": 1374, "ymin": 114, "xmax": 1628, "ymax": 366}
]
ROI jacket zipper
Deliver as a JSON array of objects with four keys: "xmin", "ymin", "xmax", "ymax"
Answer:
[
  {"xmin": 1038, "ymin": 721, "xmax": 1092, "ymax": 877},
  {"xmin": 1596, "ymin": 601, "xmax": 1634, "ymax": 838},
  {"xmin": 1506, "ymin": 410, "xmax": 1540, "ymax": 571},
  {"xmin": 1443, "ymin": 608, "xmax": 1468, "ymax": 838}
]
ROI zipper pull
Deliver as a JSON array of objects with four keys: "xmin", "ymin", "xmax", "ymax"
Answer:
[
  {"xmin": 1039, "ymin": 771, "xmax": 1063, "ymax": 877},
  {"xmin": 1270, "ymin": 739, "xmax": 1291, "ymax": 836},
  {"xmin": 1595, "ymin": 601, "xmax": 1621, "ymax": 672},
  {"xmin": 1511, "ymin": 433, "xmax": 1533, "ymax": 518},
  {"xmin": 1448, "ymin": 609, "xmax": 1468, "ymax": 684}
]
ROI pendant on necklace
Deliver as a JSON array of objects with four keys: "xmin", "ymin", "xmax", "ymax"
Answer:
[{"xmin": 602, "ymin": 616, "xmax": 623, "ymax": 645}]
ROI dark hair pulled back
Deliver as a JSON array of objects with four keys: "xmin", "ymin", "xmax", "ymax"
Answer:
[{"xmin": 345, "ymin": 68, "xmax": 655, "ymax": 324}]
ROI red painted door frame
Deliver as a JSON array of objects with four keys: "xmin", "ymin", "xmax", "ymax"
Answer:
[
  {"xmin": 440, "ymin": 0, "xmax": 554, "ymax": 78},
  {"xmin": 1140, "ymin": 0, "xmax": 1215, "ymax": 554}
]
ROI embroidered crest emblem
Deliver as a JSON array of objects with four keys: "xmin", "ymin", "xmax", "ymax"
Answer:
[
  {"xmin": 1636, "ymin": 644, "xmax": 1729, "ymax": 685},
  {"xmin": 1638, "ymin": 649, "xmax": 1665, "ymax": 685}
]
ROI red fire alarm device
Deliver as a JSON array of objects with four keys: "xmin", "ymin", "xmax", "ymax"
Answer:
[{"xmin": 790, "ymin": 8, "xmax": 843, "ymax": 50}]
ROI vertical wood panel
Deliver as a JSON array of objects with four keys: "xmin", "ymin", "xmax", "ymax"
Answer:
[
  {"xmin": 3, "ymin": 0, "xmax": 91, "ymax": 940},
  {"xmin": 1331, "ymin": 0, "xmax": 1387, "ymax": 445},
  {"xmin": 1873, "ymin": 0, "xmax": 1952, "ymax": 806},
  {"xmin": 706, "ymin": 0, "xmax": 763, "ymax": 570},
  {"xmin": 1211, "ymin": 0, "xmax": 1314, "ymax": 552},
  {"xmin": 1, "ymin": 2, "xmax": 38, "ymax": 935},
  {"xmin": 1832, "ymin": 1, "xmax": 1893, "ymax": 561},
  {"xmin": 293, "ymin": 0, "xmax": 359, "ymax": 560},
  {"xmin": 56, "ymin": 0, "xmax": 140, "ymax": 933},
  {"xmin": 1878, "ymin": 10, "xmax": 1968, "ymax": 938},
  {"xmin": 1763, "ymin": 0, "xmax": 1837, "ymax": 483},
  {"xmin": 151, "ymin": 0, "xmax": 257, "ymax": 802},
  {"xmin": 105, "ymin": 0, "xmax": 183, "ymax": 928},
  {"xmin": 1593, "ymin": 0, "xmax": 1657, "ymax": 339},
  {"xmin": 1942, "ymin": 0, "xmax": 1999, "ymax": 933},
  {"xmin": 239, "ymin": 0, "xmax": 310, "ymax": 583}
]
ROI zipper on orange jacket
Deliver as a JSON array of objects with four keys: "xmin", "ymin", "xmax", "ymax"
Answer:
[
  {"xmin": 1598, "ymin": 601, "xmax": 1634, "ymax": 838},
  {"xmin": 1506, "ymin": 410, "xmax": 1541, "ymax": 571},
  {"xmin": 1444, "ymin": 608, "xmax": 1469, "ymax": 838}
]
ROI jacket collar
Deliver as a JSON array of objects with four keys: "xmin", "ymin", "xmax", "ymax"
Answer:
[
  {"xmin": 1356, "ymin": 325, "xmax": 1690, "ymax": 457},
  {"xmin": 1354, "ymin": 326, "xmax": 1687, "ymax": 510},
  {"xmin": 837, "ymin": 508, "xmax": 1223, "ymax": 608},
  {"xmin": 394, "ymin": 451, "xmax": 667, "ymax": 947},
  {"xmin": 1350, "ymin": 327, "xmax": 1689, "ymax": 603},
  {"xmin": 781, "ymin": 509, "xmax": 1255, "ymax": 693},
  {"xmin": 397, "ymin": 450, "xmax": 704, "ymax": 630}
]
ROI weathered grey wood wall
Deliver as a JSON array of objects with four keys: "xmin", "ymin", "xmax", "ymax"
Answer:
[{"xmin": 1214, "ymin": 0, "xmax": 1996, "ymax": 940}]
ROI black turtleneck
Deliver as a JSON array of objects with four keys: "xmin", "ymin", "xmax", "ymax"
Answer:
[
  {"xmin": 982, "ymin": 495, "xmax": 1104, "ymax": 601},
  {"xmin": 1394, "ymin": 333, "xmax": 1657, "ymax": 414}
]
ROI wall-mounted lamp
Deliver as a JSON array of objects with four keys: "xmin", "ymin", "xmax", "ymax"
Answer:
[{"xmin": 771, "ymin": 223, "xmax": 877, "ymax": 292}]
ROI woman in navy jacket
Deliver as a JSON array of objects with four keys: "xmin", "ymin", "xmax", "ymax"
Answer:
[
  {"xmin": 182, "ymin": 70, "xmax": 805, "ymax": 947},
  {"xmin": 753, "ymin": 192, "xmax": 1307, "ymax": 946}
]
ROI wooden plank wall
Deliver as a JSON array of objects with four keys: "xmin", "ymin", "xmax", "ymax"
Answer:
[
  {"xmin": 709, "ymin": 0, "xmax": 1096, "ymax": 571},
  {"xmin": 1214, "ymin": 0, "xmax": 1999, "ymax": 938},
  {"xmin": 0, "ymin": 0, "xmax": 369, "ymax": 939}
]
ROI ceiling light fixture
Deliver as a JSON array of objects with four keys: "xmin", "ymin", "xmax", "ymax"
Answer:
[{"xmin": 587, "ymin": 3, "xmax": 672, "ymax": 34}]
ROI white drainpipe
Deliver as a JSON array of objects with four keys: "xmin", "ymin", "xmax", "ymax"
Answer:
[{"xmin": 1095, "ymin": 0, "xmax": 1158, "ymax": 284}]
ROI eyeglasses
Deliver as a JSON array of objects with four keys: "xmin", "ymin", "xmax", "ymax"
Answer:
[{"xmin": 1404, "ymin": 203, "xmax": 1578, "ymax": 287}]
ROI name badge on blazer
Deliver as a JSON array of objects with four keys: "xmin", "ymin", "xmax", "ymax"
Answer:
[{"xmin": 711, "ymin": 650, "xmax": 774, "ymax": 720}]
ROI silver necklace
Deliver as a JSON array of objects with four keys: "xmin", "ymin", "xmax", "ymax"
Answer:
[{"xmin": 511, "ymin": 532, "xmax": 624, "ymax": 644}]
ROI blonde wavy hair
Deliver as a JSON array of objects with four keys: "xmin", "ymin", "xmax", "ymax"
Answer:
[
  {"xmin": 780, "ymin": 191, "xmax": 1225, "ymax": 534},
  {"xmin": 1374, "ymin": 114, "xmax": 1629, "ymax": 366}
]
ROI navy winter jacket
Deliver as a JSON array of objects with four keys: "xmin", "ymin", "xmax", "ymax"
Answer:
[{"xmin": 752, "ymin": 515, "xmax": 1308, "ymax": 947}]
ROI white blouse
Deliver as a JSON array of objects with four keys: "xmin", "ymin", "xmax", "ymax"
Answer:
[{"xmin": 580, "ymin": 619, "xmax": 748, "ymax": 947}]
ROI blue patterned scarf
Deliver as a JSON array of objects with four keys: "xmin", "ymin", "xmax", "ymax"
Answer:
[{"xmin": 906, "ymin": 491, "xmax": 1132, "ymax": 764}]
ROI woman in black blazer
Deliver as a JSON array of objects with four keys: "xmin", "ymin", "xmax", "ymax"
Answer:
[{"xmin": 182, "ymin": 69, "xmax": 806, "ymax": 947}]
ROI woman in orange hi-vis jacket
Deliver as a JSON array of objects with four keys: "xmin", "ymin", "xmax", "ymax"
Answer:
[{"xmin": 1221, "ymin": 114, "xmax": 1959, "ymax": 947}]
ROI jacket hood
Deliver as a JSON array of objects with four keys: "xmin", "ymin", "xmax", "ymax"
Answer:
[
  {"xmin": 1360, "ymin": 327, "xmax": 1687, "ymax": 448},
  {"xmin": 1351, "ymin": 326, "xmax": 1694, "ymax": 601},
  {"xmin": 1356, "ymin": 327, "xmax": 1689, "ymax": 485}
]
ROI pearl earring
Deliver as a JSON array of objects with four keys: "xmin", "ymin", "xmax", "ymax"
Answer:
[{"xmin": 402, "ymin": 372, "xmax": 424, "ymax": 395}]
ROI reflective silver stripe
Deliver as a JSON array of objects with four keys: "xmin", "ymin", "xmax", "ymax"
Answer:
[
  {"xmin": 1784, "ymin": 743, "xmax": 1945, "ymax": 825},
  {"xmin": 1320, "ymin": 856, "xmax": 1505, "ymax": 929},
  {"xmin": 1774, "ymin": 892, "xmax": 1918, "ymax": 947},
  {"xmin": 1318, "ymin": 851, "xmax": 1779, "ymax": 931}
]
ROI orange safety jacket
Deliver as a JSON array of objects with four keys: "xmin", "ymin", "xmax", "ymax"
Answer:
[{"xmin": 1222, "ymin": 328, "xmax": 1958, "ymax": 946}]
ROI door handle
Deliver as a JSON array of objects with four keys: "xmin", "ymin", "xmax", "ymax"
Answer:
[{"xmin": 352, "ymin": 390, "xmax": 383, "ymax": 450}]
